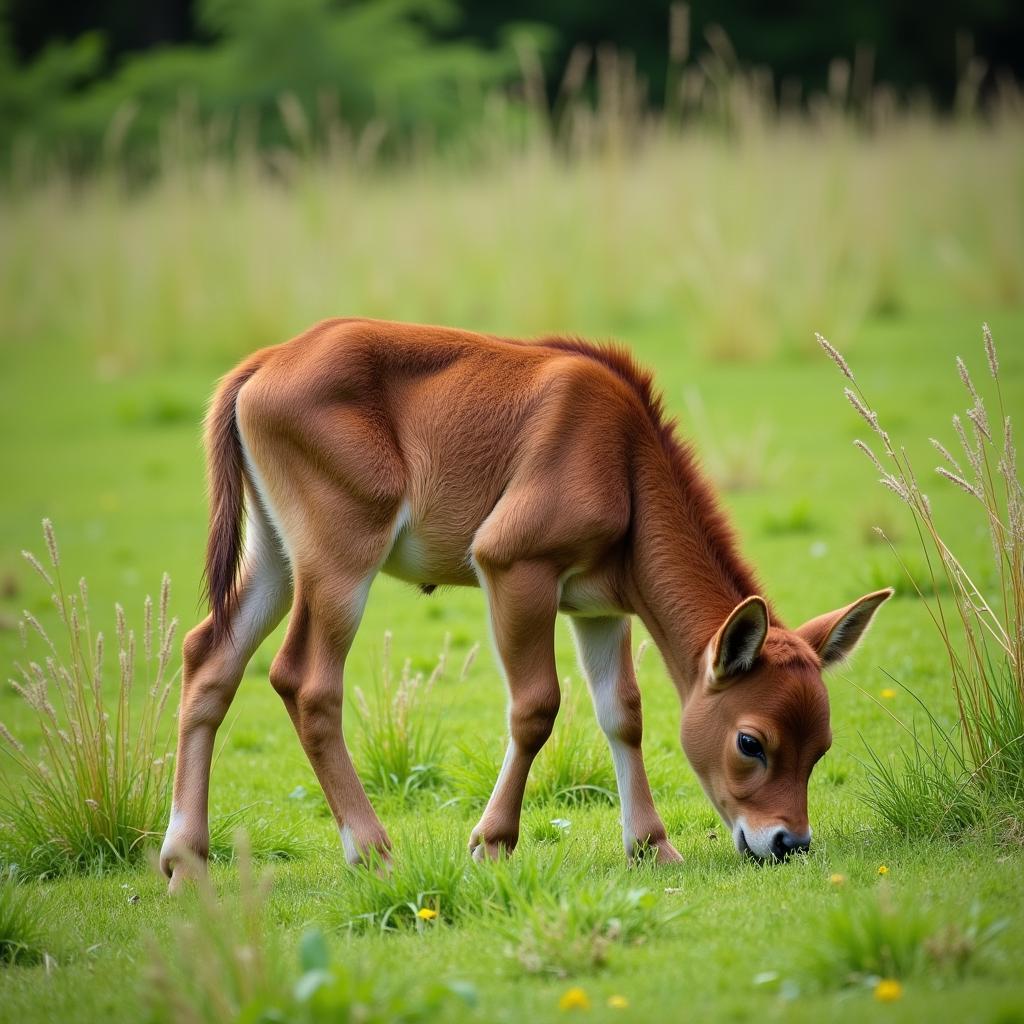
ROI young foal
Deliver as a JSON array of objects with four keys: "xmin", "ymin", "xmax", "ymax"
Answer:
[{"xmin": 160, "ymin": 318, "xmax": 891, "ymax": 890}]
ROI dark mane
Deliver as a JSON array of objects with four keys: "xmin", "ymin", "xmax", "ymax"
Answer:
[{"xmin": 537, "ymin": 335, "xmax": 774, "ymax": 621}]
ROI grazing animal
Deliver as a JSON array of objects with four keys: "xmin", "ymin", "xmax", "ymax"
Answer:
[{"xmin": 160, "ymin": 318, "xmax": 891, "ymax": 890}]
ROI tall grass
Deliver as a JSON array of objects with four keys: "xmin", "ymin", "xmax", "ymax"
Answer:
[
  {"xmin": 145, "ymin": 841, "xmax": 283, "ymax": 1023},
  {"xmin": 497, "ymin": 878, "xmax": 680, "ymax": 978},
  {"xmin": 0, "ymin": 521, "xmax": 177, "ymax": 876},
  {"xmin": 146, "ymin": 841, "xmax": 477, "ymax": 1024},
  {"xmin": 447, "ymin": 675, "xmax": 617, "ymax": 810},
  {"xmin": 335, "ymin": 829, "xmax": 678, "ymax": 976},
  {"xmin": 819, "ymin": 326, "xmax": 1024, "ymax": 836},
  {"xmin": 3, "ymin": 53, "xmax": 1021, "ymax": 366},
  {"xmin": 351, "ymin": 632, "xmax": 478, "ymax": 803}
]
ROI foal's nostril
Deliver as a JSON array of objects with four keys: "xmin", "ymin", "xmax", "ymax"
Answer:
[{"xmin": 771, "ymin": 829, "xmax": 811, "ymax": 859}]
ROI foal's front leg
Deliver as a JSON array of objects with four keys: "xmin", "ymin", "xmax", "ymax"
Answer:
[
  {"xmin": 469, "ymin": 559, "xmax": 561, "ymax": 860},
  {"xmin": 571, "ymin": 616, "xmax": 681, "ymax": 864}
]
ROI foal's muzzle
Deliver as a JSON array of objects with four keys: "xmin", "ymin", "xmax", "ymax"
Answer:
[
  {"xmin": 769, "ymin": 828, "xmax": 811, "ymax": 860},
  {"xmin": 736, "ymin": 824, "xmax": 811, "ymax": 862}
]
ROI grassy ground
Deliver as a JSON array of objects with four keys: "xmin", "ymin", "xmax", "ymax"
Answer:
[{"xmin": 1, "ymin": 121, "xmax": 1023, "ymax": 1022}]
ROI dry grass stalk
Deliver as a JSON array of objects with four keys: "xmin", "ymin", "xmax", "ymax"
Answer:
[{"xmin": 819, "ymin": 327, "xmax": 1023, "ymax": 816}]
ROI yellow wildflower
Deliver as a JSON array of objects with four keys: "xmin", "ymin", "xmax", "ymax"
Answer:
[
  {"xmin": 874, "ymin": 978, "xmax": 903, "ymax": 1002},
  {"xmin": 558, "ymin": 987, "xmax": 591, "ymax": 1011},
  {"xmin": 880, "ymin": 688, "xmax": 897, "ymax": 699},
  {"xmin": 877, "ymin": 864, "xmax": 889, "ymax": 875},
  {"xmin": 607, "ymin": 995, "xmax": 629, "ymax": 1009},
  {"xmin": 829, "ymin": 873, "xmax": 847, "ymax": 886},
  {"xmin": 416, "ymin": 907, "xmax": 438, "ymax": 920}
]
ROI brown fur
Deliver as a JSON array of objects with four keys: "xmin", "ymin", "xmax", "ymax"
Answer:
[{"xmin": 160, "ymin": 318, "xmax": 892, "ymax": 889}]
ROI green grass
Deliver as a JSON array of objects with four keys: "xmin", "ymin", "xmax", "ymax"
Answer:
[
  {"xmin": 790, "ymin": 883, "xmax": 1008, "ymax": 993},
  {"xmin": 0, "ymin": 870, "xmax": 53, "ymax": 967},
  {"xmin": 1, "ymin": 117, "xmax": 1023, "ymax": 1021}
]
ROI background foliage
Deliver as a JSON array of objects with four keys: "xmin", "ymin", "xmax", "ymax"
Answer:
[{"xmin": 2, "ymin": 0, "xmax": 1023, "ymax": 171}]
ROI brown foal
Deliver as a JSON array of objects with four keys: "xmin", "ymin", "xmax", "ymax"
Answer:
[{"xmin": 160, "ymin": 318, "xmax": 891, "ymax": 891}]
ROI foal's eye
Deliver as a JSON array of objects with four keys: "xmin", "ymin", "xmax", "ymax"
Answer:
[{"xmin": 737, "ymin": 732, "xmax": 765, "ymax": 762}]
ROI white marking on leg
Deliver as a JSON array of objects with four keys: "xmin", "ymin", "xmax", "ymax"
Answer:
[
  {"xmin": 340, "ymin": 824, "xmax": 359, "ymax": 863},
  {"xmin": 488, "ymin": 741, "xmax": 518, "ymax": 803},
  {"xmin": 571, "ymin": 617, "xmax": 638, "ymax": 852},
  {"xmin": 162, "ymin": 803, "xmax": 184, "ymax": 847}
]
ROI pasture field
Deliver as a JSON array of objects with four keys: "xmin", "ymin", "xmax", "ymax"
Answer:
[{"xmin": 1, "ymin": 117, "xmax": 1023, "ymax": 1022}]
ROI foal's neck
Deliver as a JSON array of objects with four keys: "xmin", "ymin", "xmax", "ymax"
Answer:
[{"xmin": 623, "ymin": 436, "xmax": 769, "ymax": 696}]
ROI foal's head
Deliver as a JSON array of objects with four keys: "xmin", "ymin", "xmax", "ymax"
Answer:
[{"xmin": 680, "ymin": 589, "xmax": 892, "ymax": 861}]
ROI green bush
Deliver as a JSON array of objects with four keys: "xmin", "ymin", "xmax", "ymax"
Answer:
[{"xmin": 0, "ymin": 0, "xmax": 528, "ymax": 171}]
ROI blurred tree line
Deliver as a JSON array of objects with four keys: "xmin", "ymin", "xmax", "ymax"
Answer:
[{"xmin": 2, "ymin": 0, "xmax": 1021, "ymax": 170}]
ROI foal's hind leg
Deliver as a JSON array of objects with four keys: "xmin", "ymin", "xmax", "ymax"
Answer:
[
  {"xmin": 160, "ymin": 504, "xmax": 291, "ymax": 892},
  {"xmin": 269, "ymin": 550, "xmax": 393, "ymax": 866}
]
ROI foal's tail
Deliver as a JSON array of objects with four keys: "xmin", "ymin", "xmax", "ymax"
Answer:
[{"xmin": 202, "ymin": 354, "xmax": 266, "ymax": 644}]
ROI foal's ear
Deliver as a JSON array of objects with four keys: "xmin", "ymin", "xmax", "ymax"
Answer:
[
  {"xmin": 796, "ymin": 588, "xmax": 894, "ymax": 668},
  {"xmin": 711, "ymin": 596, "xmax": 770, "ymax": 682}
]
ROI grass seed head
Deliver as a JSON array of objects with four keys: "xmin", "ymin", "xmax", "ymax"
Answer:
[
  {"xmin": 854, "ymin": 439, "xmax": 885, "ymax": 472},
  {"xmin": 42, "ymin": 519, "xmax": 59, "ymax": 568},
  {"xmin": 817, "ymin": 332, "xmax": 855, "ymax": 381},
  {"xmin": 956, "ymin": 356, "xmax": 980, "ymax": 403},
  {"xmin": 982, "ymin": 322, "xmax": 998, "ymax": 379},
  {"xmin": 844, "ymin": 388, "xmax": 881, "ymax": 435},
  {"xmin": 936, "ymin": 467, "xmax": 982, "ymax": 500}
]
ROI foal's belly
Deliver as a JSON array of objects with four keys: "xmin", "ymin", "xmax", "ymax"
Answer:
[
  {"xmin": 380, "ymin": 523, "xmax": 479, "ymax": 588},
  {"xmin": 382, "ymin": 521, "xmax": 622, "ymax": 618}
]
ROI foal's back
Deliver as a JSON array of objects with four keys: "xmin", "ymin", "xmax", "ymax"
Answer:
[{"xmin": 238, "ymin": 318, "xmax": 642, "ymax": 587}]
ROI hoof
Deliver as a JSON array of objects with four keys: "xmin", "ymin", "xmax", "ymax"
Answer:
[
  {"xmin": 652, "ymin": 839, "xmax": 684, "ymax": 864},
  {"xmin": 341, "ymin": 823, "xmax": 392, "ymax": 871},
  {"xmin": 160, "ymin": 839, "xmax": 206, "ymax": 895},
  {"xmin": 628, "ymin": 835, "xmax": 683, "ymax": 866},
  {"xmin": 468, "ymin": 823, "xmax": 516, "ymax": 862},
  {"xmin": 470, "ymin": 840, "xmax": 506, "ymax": 863},
  {"xmin": 159, "ymin": 818, "xmax": 209, "ymax": 895},
  {"xmin": 166, "ymin": 863, "xmax": 197, "ymax": 895}
]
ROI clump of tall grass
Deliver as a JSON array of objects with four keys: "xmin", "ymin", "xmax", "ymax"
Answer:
[
  {"xmin": 0, "ymin": 867, "xmax": 52, "ymax": 966},
  {"xmin": 335, "ymin": 826, "xmax": 678, "ymax": 973},
  {"xmin": 337, "ymin": 832, "xmax": 584, "ymax": 932},
  {"xmin": 792, "ymin": 886, "xmax": 1005, "ymax": 992},
  {"xmin": 819, "ymin": 325, "xmax": 1024, "ymax": 836},
  {"xmin": 145, "ymin": 845, "xmax": 282, "ymax": 1024},
  {"xmin": 337, "ymin": 832, "xmax": 471, "ymax": 932},
  {"xmin": 147, "ymin": 841, "xmax": 477, "ymax": 1024},
  {"xmin": 0, "ymin": 521, "xmax": 177, "ymax": 877},
  {"xmin": 351, "ymin": 632, "xmax": 478, "ymax": 803},
  {"xmin": 5, "ymin": 60, "xmax": 1022, "ymax": 372},
  {"xmin": 497, "ymin": 877, "xmax": 680, "ymax": 978}
]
